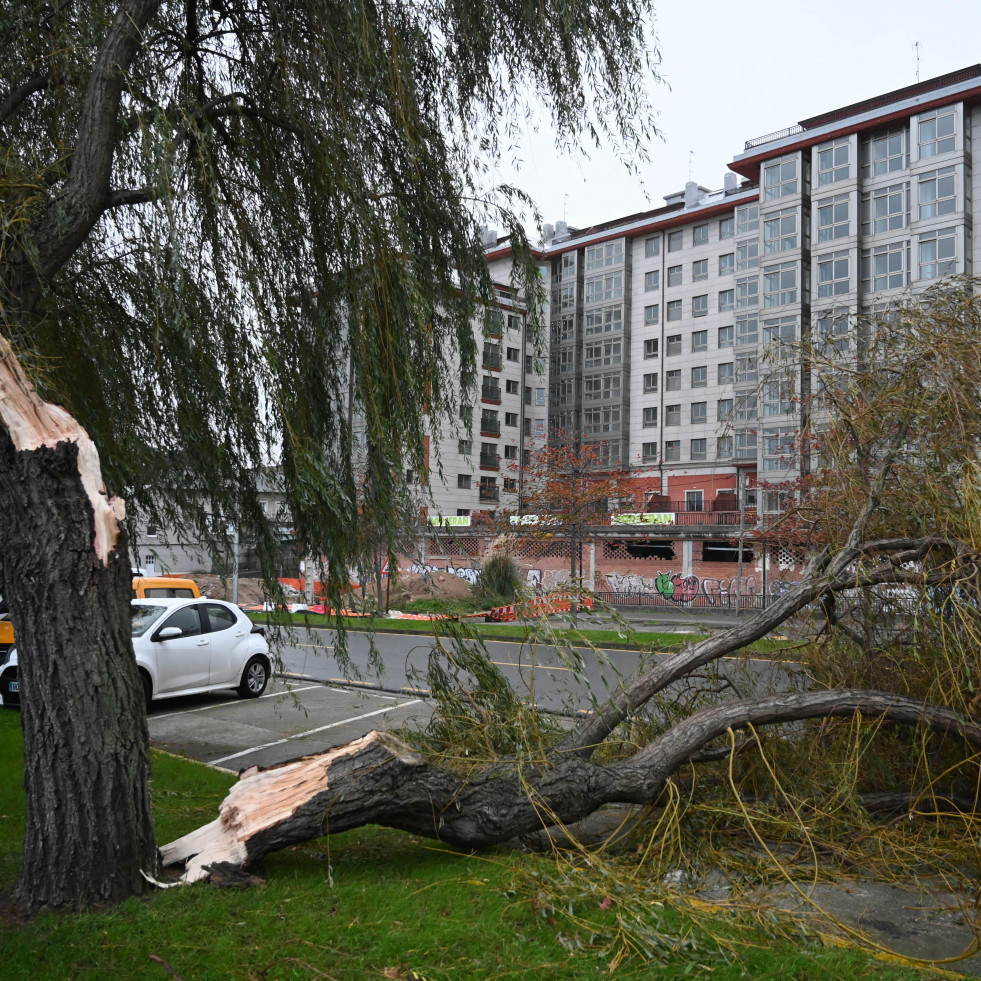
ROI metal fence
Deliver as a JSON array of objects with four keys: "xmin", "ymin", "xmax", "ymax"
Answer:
[{"xmin": 594, "ymin": 590, "xmax": 775, "ymax": 612}]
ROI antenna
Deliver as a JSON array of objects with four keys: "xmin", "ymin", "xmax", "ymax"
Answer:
[
  {"xmin": 914, "ymin": 41, "xmax": 920, "ymax": 83},
  {"xmin": 563, "ymin": 193, "xmax": 569, "ymax": 223},
  {"xmin": 688, "ymin": 150, "xmax": 694, "ymax": 182}
]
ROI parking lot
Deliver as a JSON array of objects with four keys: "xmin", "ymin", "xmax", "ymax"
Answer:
[{"xmin": 147, "ymin": 677, "xmax": 432, "ymax": 771}]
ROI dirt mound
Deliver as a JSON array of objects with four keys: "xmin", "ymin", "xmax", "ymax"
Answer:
[
  {"xmin": 388, "ymin": 571, "xmax": 473, "ymax": 605},
  {"xmin": 186, "ymin": 574, "xmax": 268, "ymax": 606}
]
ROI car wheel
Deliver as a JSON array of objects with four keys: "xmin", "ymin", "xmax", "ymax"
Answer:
[
  {"xmin": 140, "ymin": 670, "xmax": 152, "ymax": 711},
  {"xmin": 238, "ymin": 656, "xmax": 269, "ymax": 698}
]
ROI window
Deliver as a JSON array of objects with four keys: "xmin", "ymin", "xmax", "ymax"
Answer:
[
  {"xmin": 763, "ymin": 157, "xmax": 798, "ymax": 200},
  {"xmin": 862, "ymin": 241, "xmax": 906, "ymax": 292},
  {"xmin": 505, "ymin": 412, "xmax": 518, "ymax": 427},
  {"xmin": 642, "ymin": 441, "xmax": 659, "ymax": 462},
  {"xmin": 457, "ymin": 474, "xmax": 471, "ymax": 489},
  {"xmin": 717, "ymin": 398, "xmax": 733, "ymax": 422},
  {"xmin": 735, "ymin": 314, "xmax": 758, "ymax": 346},
  {"xmin": 692, "ymin": 259, "xmax": 708, "ymax": 281},
  {"xmin": 642, "ymin": 406, "xmax": 658, "ymax": 428},
  {"xmin": 691, "ymin": 401, "xmax": 707, "ymax": 424},
  {"xmin": 644, "ymin": 338, "xmax": 659, "ymax": 359},
  {"xmin": 643, "ymin": 372, "xmax": 658, "ymax": 393},
  {"xmin": 861, "ymin": 183, "xmax": 907, "ymax": 234},
  {"xmin": 162, "ymin": 606, "xmax": 203, "ymax": 638},
  {"xmin": 762, "ymin": 428, "xmax": 795, "ymax": 470},
  {"xmin": 816, "ymin": 311, "xmax": 851, "ymax": 355},
  {"xmin": 667, "ymin": 229, "xmax": 683, "ymax": 252},
  {"xmin": 524, "ymin": 355, "xmax": 532, "ymax": 373},
  {"xmin": 719, "ymin": 216, "xmax": 735, "ymax": 240},
  {"xmin": 918, "ymin": 166, "xmax": 956, "ymax": 219},
  {"xmin": 536, "ymin": 387, "xmax": 546, "ymax": 406},
  {"xmin": 665, "ymin": 334, "xmax": 682, "ymax": 356},
  {"xmin": 584, "ymin": 272, "xmax": 623, "ymax": 304},
  {"xmin": 817, "ymin": 250, "xmax": 850, "ymax": 297},
  {"xmin": 692, "ymin": 329, "xmax": 708, "ymax": 352},
  {"xmin": 719, "ymin": 252, "xmax": 734, "ymax": 276},
  {"xmin": 717, "ymin": 435, "xmax": 733, "ymax": 458},
  {"xmin": 735, "ymin": 431, "xmax": 757, "ymax": 459},
  {"xmin": 864, "ymin": 129, "xmax": 905, "ymax": 177},
  {"xmin": 736, "ymin": 356, "xmax": 758, "ymax": 384},
  {"xmin": 645, "ymin": 269, "xmax": 660, "ymax": 291},
  {"xmin": 690, "ymin": 438, "xmax": 707, "ymax": 461},
  {"xmin": 734, "ymin": 393, "xmax": 757, "ymax": 420},
  {"xmin": 665, "ymin": 368, "xmax": 682, "ymax": 391},
  {"xmin": 585, "ymin": 241, "xmax": 624, "ymax": 270},
  {"xmin": 918, "ymin": 106, "xmax": 956, "ymax": 159},
  {"xmin": 644, "ymin": 236, "xmax": 660, "ymax": 257},
  {"xmin": 505, "ymin": 379, "xmax": 519, "ymax": 394},
  {"xmin": 665, "ymin": 404, "xmax": 681, "ymax": 426},
  {"xmin": 551, "ymin": 316, "xmax": 575, "ymax": 344},
  {"xmin": 736, "ymin": 240, "xmax": 759, "ymax": 271},
  {"xmin": 460, "ymin": 404, "xmax": 472, "ymax": 422},
  {"xmin": 584, "ymin": 406, "xmax": 621, "ymax": 435},
  {"xmin": 535, "ymin": 418, "xmax": 546, "ymax": 437},
  {"xmin": 718, "ymin": 362, "xmax": 734, "ymax": 385},
  {"xmin": 584, "ymin": 305, "xmax": 623, "ymax": 335},
  {"xmin": 762, "ymin": 316, "xmax": 796, "ymax": 359},
  {"xmin": 504, "ymin": 444, "xmax": 517, "ymax": 459},
  {"xmin": 644, "ymin": 303, "xmax": 659, "ymax": 325},
  {"xmin": 763, "ymin": 207, "xmax": 798, "ymax": 253},
  {"xmin": 524, "ymin": 386, "xmax": 531, "ymax": 404},
  {"xmin": 458, "ymin": 439, "xmax": 472, "ymax": 455},
  {"xmin": 718, "ymin": 325, "xmax": 734, "ymax": 348},
  {"xmin": 583, "ymin": 374, "xmax": 621, "ymax": 402},
  {"xmin": 762, "ymin": 379, "xmax": 795, "ymax": 417},
  {"xmin": 918, "ymin": 227, "xmax": 957, "ymax": 279},
  {"xmin": 693, "ymin": 223, "xmax": 709, "ymax": 246},
  {"xmin": 817, "ymin": 194, "xmax": 849, "ymax": 242},
  {"xmin": 666, "ymin": 299, "xmax": 682, "ymax": 321},
  {"xmin": 763, "ymin": 261, "xmax": 797, "ymax": 307},
  {"xmin": 506, "ymin": 346, "xmax": 519, "ymax": 362},
  {"xmin": 503, "ymin": 478, "xmax": 517, "ymax": 492},
  {"xmin": 719, "ymin": 289, "xmax": 734, "ymax": 312},
  {"xmin": 667, "ymin": 264, "xmax": 682, "ymax": 287},
  {"xmin": 692, "ymin": 294, "xmax": 708, "ymax": 318},
  {"xmin": 664, "ymin": 440, "xmax": 681, "ymax": 462},
  {"xmin": 736, "ymin": 277, "xmax": 758, "ymax": 308},
  {"xmin": 584, "ymin": 339, "xmax": 622, "ymax": 367},
  {"xmin": 735, "ymin": 203, "xmax": 759, "ymax": 236},
  {"xmin": 691, "ymin": 366, "xmax": 707, "ymax": 388},
  {"xmin": 817, "ymin": 138, "xmax": 849, "ymax": 185}
]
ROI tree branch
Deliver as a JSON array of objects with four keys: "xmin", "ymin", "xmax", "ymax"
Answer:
[{"xmin": 0, "ymin": 74, "xmax": 49, "ymax": 125}]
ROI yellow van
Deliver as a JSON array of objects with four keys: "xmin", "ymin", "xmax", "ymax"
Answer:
[{"xmin": 132, "ymin": 576, "xmax": 201, "ymax": 599}]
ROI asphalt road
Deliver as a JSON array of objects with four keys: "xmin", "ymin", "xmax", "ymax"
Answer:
[{"xmin": 148, "ymin": 626, "xmax": 800, "ymax": 772}]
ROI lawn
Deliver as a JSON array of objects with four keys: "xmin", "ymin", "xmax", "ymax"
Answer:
[{"xmin": 0, "ymin": 711, "xmax": 943, "ymax": 980}]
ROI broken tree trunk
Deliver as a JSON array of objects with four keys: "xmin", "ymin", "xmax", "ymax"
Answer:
[{"xmin": 159, "ymin": 692, "xmax": 981, "ymax": 884}]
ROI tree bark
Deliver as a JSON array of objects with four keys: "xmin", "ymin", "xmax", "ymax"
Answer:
[
  {"xmin": 159, "ymin": 691, "xmax": 981, "ymax": 884},
  {"xmin": 0, "ymin": 428, "xmax": 157, "ymax": 912}
]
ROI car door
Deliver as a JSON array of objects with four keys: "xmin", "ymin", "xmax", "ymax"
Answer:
[
  {"xmin": 201, "ymin": 603, "xmax": 245, "ymax": 685},
  {"xmin": 152, "ymin": 604, "xmax": 210, "ymax": 693}
]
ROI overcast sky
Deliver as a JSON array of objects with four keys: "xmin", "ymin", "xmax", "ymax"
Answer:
[{"xmin": 492, "ymin": 0, "xmax": 981, "ymax": 231}]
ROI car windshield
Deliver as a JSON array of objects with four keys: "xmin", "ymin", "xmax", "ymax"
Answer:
[{"xmin": 131, "ymin": 604, "xmax": 168, "ymax": 637}]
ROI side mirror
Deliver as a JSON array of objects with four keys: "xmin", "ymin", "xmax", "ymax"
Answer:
[{"xmin": 155, "ymin": 626, "xmax": 183, "ymax": 641}]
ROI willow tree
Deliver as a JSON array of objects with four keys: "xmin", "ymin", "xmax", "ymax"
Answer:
[{"xmin": 0, "ymin": 0, "xmax": 659, "ymax": 913}]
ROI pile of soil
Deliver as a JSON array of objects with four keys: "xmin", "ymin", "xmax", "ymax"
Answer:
[
  {"xmin": 186, "ymin": 574, "xmax": 268, "ymax": 606},
  {"xmin": 387, "ymin": 571, "xmax": 473, "ymax": 605}
]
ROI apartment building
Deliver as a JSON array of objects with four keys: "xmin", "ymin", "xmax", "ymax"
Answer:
[
  {"xmin": 519, "ymin": 64, "xmax": 981, "ymax": 517},
  {"xmin": 422, "ymin": 262, "xmax": 549, "ymax": 523}
]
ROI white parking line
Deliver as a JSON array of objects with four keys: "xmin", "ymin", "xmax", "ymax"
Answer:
[
  {"xmin": 207, "ymin": 699, "xmax": 424, "ymax": 766},
  {"xmin": 149, "ymin": 685, "xmax": 323, "ymax": 721}
]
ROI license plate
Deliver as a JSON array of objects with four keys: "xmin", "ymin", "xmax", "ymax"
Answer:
[{"xmin": 8, "ymin": 681, "xmax": 18, "ymax": 694}]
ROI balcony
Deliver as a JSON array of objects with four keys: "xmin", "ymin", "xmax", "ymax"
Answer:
[
  {"xmin": 482, "ymin": 350, "xmax": 503, "ymax": 371},
  {"xmin": 479, "ymin": 484, "xmax": 500, "ymax": 503},
  {"xmin": 612, "ymin": 502, "xmax": 759, "ymax": 528},
  {"xmin": 479, "ymin": 453, "xmax": 499, "ymax": 469},
  {"xmin": 480, "ymin": 419, "xmax": 501, "ymax": 437},
  {"xmin": 481, "ymin": 384, "xmax": 502, "ymax": 403}
]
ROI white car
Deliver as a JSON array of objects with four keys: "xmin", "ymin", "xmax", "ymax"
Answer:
[{"xmin": 1, "ymin": 598, "xmax": 271, "ymax": 709}]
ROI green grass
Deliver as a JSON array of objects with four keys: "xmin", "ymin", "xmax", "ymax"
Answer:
[
  {"xmin": 0, "ymin": 711, "xmax": 943, "ymax": 980},
  {"xmin": 247, "ymin": 611, "xmax": 796, "ymax": 658}
]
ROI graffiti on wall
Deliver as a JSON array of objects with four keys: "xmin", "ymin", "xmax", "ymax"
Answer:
[
  {"xmin": 406, "ymin": 563, "xmax": 480, "ymax": 585},
  {"xmin": 605, "ymin": 571, "xmax": 793, "ymax": 605}
]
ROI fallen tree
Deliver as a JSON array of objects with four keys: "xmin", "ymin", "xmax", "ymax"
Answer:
[{"xmin": 159, "ymin": 291, "xmax": 981, "ymax": 885}]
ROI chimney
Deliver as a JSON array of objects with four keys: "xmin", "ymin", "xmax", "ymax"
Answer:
[
  {"xmin": 723, "ymin": 172, "xmax": 738, "ymax": 193},
  {"xmin": 684, "ymin": 181, "xmax": 700, "ymax": 209}
]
